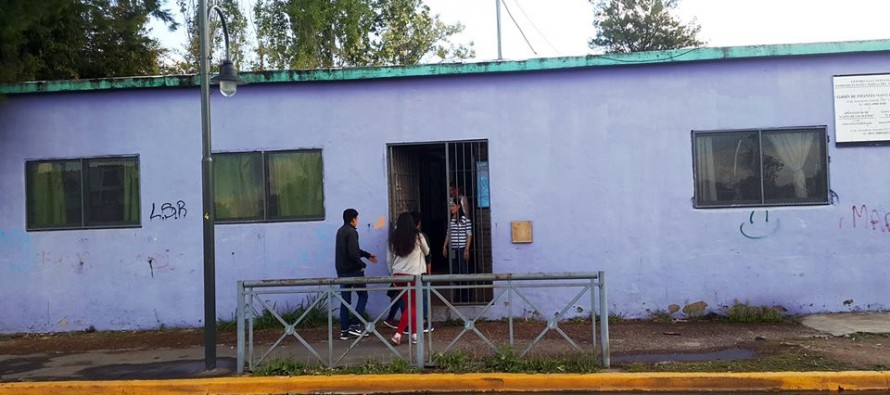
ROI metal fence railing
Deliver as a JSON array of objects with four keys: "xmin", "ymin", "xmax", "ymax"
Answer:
[{"xmin": 236, "ymin": 271, "xmax": 608, "ymax": 373}]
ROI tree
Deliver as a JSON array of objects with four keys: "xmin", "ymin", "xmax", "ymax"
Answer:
[
  {"xmin": 588, "ymin": 0, "xmax": 703, "ymax": 54},
  {"xmin": 252, "ymin": 0, "xmax": 473, "ymax": 70},
  {"xmin": 166, "ymin": 0, "xmax": 248, "ymax": 74},
  {"xmin": 0, "ymin": 0, "xmax": 178, "ymax": 83}
]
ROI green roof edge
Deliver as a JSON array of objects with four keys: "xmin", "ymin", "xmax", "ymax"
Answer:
[{"xmin": 3, "ymin": 40, "xmax": 890, "ymax": 95}]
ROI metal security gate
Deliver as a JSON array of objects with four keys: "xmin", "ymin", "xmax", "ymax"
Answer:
[
  {"xmin": 445, "ymin": 141, "xmax": 491, "ymax": 305},
  {"xmin": 387, "ymin": 141, "xmax": 492, "ymax": 305}
]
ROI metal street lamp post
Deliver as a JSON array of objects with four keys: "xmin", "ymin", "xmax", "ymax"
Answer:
[{"xmin": 198, "ymin": 0, "xmax": 244, "ymax": 371}]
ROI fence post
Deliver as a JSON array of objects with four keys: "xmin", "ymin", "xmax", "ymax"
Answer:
[
  {"xmin": 328, "ymin": 285, "xmax": 335, "ymax": 367},
  {"xmin": 236, "ymin": 281, "xmax": 245, "ymax": 374},
  {"xmin": 598, "ymin": 271, "xmax": 610, "ymax": 368},
  {"xmin": 589, "ymin": 276, "xmax": 596, "ymax": 356},
  {"xmin": 507, "ymin": 279, "xmax": 514, "ymax": 347},
  {"xmin": 415, "ymin": 274, "xmax": 424, "ymax": 369}
]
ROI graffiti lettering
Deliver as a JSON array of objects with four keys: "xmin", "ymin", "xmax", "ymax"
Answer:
[
  {"xmin": 841, "ymin": 204, "xmax": 890, "ymax": 233},
  {"xmin": 149, "ymin": 200, "xmax": 187, "ymax": 221}
]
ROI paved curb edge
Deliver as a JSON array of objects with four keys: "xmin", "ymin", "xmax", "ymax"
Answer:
[{"xmin": 1, "ymin": 371, "xmax": 889, "ymax": 395}]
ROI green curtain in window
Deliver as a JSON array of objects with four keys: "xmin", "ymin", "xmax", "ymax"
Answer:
[
  {"xmin": 122, "ymin": 161, "xmax": 140, "ymax": 223},
  {"xmin": 268, "ymin": 151, "xmax": 324, "ymax": 218},
  {"xmin": 30, "ymin": 163, "xmax": 68, "ymax": 227},
  {"xmin": 214, "ymin": 154, "xmax": 264, "ymax": 220}
]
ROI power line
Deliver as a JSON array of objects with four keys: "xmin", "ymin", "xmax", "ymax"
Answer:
[
  {"xmin": 511, "ymin": 0, "xmax": 560, "ymax": 55},
  {"xmin": 499, "ymin": 0, "xmax": 537, "ymax": 55}
]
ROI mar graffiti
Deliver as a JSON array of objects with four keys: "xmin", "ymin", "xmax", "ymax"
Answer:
[{"xmin": 838, "ymin": 204, "xmax": 890, "ymax": 234}]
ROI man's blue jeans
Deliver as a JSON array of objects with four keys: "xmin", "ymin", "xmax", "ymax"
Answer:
[{"xmin": 339, "ymin": 273, "xmax": 367, "ymax": 331}]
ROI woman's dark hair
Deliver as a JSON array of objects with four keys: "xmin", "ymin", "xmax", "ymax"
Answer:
[
  {"xmin": 449, "ymin": 197, "xmax": 465, "ymax": 219},
  {"xmin": 409, "ymin": 211, "xmax": 422, "ymax": 228},
  {"xmin": 391, "ymin": 212, "xmax": 419, "ymax": 257}
]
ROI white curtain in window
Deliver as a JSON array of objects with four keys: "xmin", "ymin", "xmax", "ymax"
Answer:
[
  {"xmin": 695, "ymin": 136, "xmax": 717, "ymax": 202},
  {"xmin": 766, "ymin": 132, "xmax": 815, "ymax": 198}
]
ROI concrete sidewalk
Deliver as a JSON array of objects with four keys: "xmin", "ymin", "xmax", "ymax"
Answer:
[
  {"xmin": 801, "ymin": 312, "xmax": 890, "ymax": 336},
  {"xmin": 0, "ymin": 312, "xmax": 887, "ymax": 394}
]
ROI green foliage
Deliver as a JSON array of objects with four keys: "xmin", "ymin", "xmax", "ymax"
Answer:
[
  {"xmin": 589, "ymin": 0, "xmax": 704, "ymax": 53},
  {"xmin": 0, "ymin": 0, "xmax": 177, "ymax": 83},
  {"xmin": 480, "ymin": 344, "xmax": 600, "ymax": 373},
  {"xmin": 431, "ymin": 351, "xmax": 473, "ymax": 373},
  {"xmin": 622, "ymin": 352, "xmax": 850, "ymax": 372},
  {"xmin": 340, "ymin": 358, "xmax": 419, "ymax": 374},
  {"xmin": 725, "ymin": 300, "xmax": 786, "ymax": 323},
  {"xmin": 253, "ymin": 358, "xmax": 418, "ymax": 376},
  {"xmin": 439, "ymin": 317, "xmax": 464, "ymax": 327},
  {"xmin": 168, "ymin": 0, "xmax": 248, "ymax": 74},
  {"xmin": 253, "ymin": 358, "xmax": 312, "ymax": 376},
  {"xmin": 252, "ymin": 0, "xmax": 474, "ymax": 70},
  {"xmin": 483, "ymin": 344, "xmax": 525, "ymax": 372},
  {"xmin": 608, "ymin": 312, "xmax": 627, "ymax": 324},
  {"xmin": 217, "ymin": 295, "xmax": 329, "ymax": 332},
  {"xmin": 0, "ymin": 0, "xmax": 474, "ymax": 82},
  {"xmin": 256, "ymin": 348, "xmax": 601, "ymax": 376},
  {"xmin": 216, "ymin": 315, "xmax": 237, "ymax": 332},
  {"xmin": 595, "ymin": 311, "xmax": 626, "ymax": 324},
  {"xmin": 648, "ymin": 309, "xmax": 674, "ymax": 323}
]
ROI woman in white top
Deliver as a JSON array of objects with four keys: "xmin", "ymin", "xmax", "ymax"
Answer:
[{"xmin": 388, "ymin": 212, "xmax": 429, "ymax": 345}]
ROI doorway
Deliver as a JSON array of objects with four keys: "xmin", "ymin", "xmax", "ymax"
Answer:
[{"xmin": 387, "ymin": 140, "xmax": 492, "ymax": 305}]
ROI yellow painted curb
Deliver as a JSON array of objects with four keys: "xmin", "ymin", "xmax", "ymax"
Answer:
[{"xmin": 0, "ymin": 371, "xmax": 888, "ymax": 394}]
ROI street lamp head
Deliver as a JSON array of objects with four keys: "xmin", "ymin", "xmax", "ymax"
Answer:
[{"xmin": 212, "ymin": 59, "xmax": 244, "ymax": 97}]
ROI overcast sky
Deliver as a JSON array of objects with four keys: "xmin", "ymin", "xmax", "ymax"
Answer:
[
  {"xmin": 152, "ymin": 0, "xmax": 890, "ymax": 62},
  {"xmin": 430, "ymin": 0, "xmax": 890, "ymax": 61}
]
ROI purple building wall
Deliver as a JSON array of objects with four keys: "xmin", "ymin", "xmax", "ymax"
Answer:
[{"xmin": 1, "ymin": 46, "xmax": 888, "ymax": 333}]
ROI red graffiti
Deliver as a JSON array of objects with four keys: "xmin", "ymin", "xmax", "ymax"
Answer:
[{"xmin": 843, "ymin": 204, "xmax": 890, "ymax": 233}]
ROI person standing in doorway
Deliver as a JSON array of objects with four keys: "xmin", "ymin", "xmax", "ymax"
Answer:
[
  {"xmin": 449, "ymin": 182, "xmax": 470, "ymax": 219},
  {"xmin": 442, "ymin": 198, "xmax": 472, "ymax": 303},
  {"xmin": 388, "ymin": 212, "xmax": 429, "ymax": 345},
  {"xmin": 335, "ymin": 208, "xmax": 378, "ymax": 340}
]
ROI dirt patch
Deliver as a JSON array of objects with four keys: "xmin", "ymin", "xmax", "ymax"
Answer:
[
  {"xmin": 797, "ymin": 334, "xmax": 890, "ymax": 370},
  {"xmin": 1, "ymin": 319, "xmax": 886, "ymax": 370}
]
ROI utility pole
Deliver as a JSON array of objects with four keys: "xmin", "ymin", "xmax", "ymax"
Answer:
[{"xmin": 496, "ymin": 0, "xmax": 503, "ymax": 60}]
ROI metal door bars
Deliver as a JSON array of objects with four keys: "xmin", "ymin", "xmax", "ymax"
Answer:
[{"xmin": 236, "ymin": 272, "xmax": 608, "ymax": 373}]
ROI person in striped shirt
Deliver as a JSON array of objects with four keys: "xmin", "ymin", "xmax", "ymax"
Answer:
[{"xmin": 442, "ymin": 197, "xmax": 472, "ymax": 302}]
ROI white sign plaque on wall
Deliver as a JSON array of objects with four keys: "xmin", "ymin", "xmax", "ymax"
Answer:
[{"xmin": 833, "ymin": 74, "xmax": 890, "ymax": 144}]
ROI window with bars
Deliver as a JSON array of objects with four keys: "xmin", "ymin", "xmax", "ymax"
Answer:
[
  {"xmin": 214, "ymin": 149, "xmax": 324, "ymax": 222},
  {"xmin": 692, "ymin": 127, "xmax": 829, "ymax": 208},
  {"xmin": 26, "ymin": 156, "xmax": 140, "ymax": 230}
]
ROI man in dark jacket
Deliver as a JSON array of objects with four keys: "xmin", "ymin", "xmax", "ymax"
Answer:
[{"xmin": 335, "ymin": 208, "xmax": 378, "ymax": 339}]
